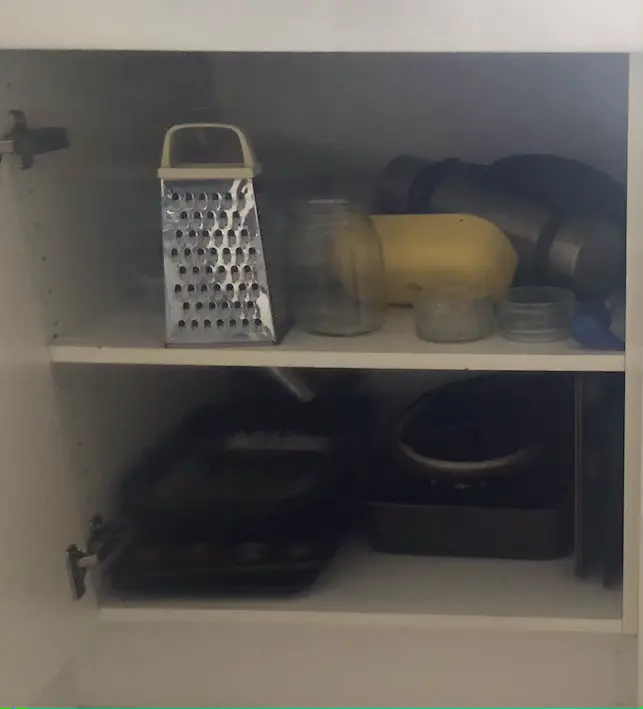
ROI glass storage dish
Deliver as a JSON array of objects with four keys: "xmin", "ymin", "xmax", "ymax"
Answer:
[
  {"xmin": 498, "ymin": 286, "xmax": 574, "ymax": 342},
  {"xmin": 292, "ymin": 199, "xmax": 386, "ymax": 337},
  {"xmin": 412, "ymin": 285, "xmax": 495, "ymax": 343}
]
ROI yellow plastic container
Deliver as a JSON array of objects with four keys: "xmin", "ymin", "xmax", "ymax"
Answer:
[{"xmin": 371, "ymin": 214, "xmax": 517, "ymax": 305}]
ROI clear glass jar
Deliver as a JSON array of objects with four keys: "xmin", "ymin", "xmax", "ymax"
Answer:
[{"xmin": 293, "ymin": 199, "xmax": 386, "ymax": 336}]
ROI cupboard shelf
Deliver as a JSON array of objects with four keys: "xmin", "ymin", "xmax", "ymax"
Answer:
[
  {"xmin": 100, "ymin": 540, "xmax": 623, "ymax": 633},
  {"xmin": 49, "ymin": 302, "xmax": 626, "ymax": 372}
]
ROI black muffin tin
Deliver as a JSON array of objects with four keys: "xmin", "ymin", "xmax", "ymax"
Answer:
[{"xmin": 109, "ymin": 519, "xmax": 342, "ymax": 597}]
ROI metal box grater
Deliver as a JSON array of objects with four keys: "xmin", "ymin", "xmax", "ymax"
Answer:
[{"xmin": 159, "ymin": 123, "xmax": 284, "ymax": 346}]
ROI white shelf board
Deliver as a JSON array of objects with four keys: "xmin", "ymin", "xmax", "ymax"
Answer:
[
  {"xmin": 49, "ymin": 302, "xmax": 625, "ymax": 372},
  {"xmin": 101, "ymin": 541, "xmax": 622, "ymax": 633}
]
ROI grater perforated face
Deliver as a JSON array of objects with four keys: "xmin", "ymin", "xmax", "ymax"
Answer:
[{"xmin": 161, "ymin": 179, "xmax": 277, "ymax": 345}]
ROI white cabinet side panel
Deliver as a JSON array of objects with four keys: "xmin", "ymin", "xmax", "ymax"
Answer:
[
  {"xmin": 34, "ymin": 664, "xmax": 79, "ymax": 706},
  {"xmin": 0, "ymin": 145, "xmax": 95, "ymax": 704},
  {"xmin": 76, "ymin": 621, "xmax": 636, "ymax": 707},
  {"xmin": 624, "ymin": 56, "xmax": 643, "ymax": 637},
  {"xmin": 0, "ymin": 0, "xmax": 640, "ymax": 52}
]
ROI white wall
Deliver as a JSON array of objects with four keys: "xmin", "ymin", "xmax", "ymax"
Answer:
[{"xmin": 209, "ymin": 53, "xmax": 628, "ymax": 188}]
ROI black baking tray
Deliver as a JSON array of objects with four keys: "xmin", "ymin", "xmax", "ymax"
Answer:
[
  {"xmin": 366, "ymin": 501, "xmax": 571, "ymax": 560},
  {"xmin": 109, "ymin": 484, "xmax": 349, "ymax": 597},
  {"xmin": 118, "ymin": 394, "xmax": 368, "ymax": 538},
  {"xmin": 108, "ymin": 526, "xmax": 342, "ymax": 597},
  {"xmin": 108, "ymin": 390, "xmax": 367, "ymax": 597}
]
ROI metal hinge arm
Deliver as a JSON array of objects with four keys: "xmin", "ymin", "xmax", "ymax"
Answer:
[
  {"xmin": 66, "ymin": 515, "xmax": 122, "ymax": 600},
  {"xmin": 0, "ymin": 109, "xmax": 69, "ymax": 170}
]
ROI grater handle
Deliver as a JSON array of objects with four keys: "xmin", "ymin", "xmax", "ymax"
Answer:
[{"xmin": 158, "ymin": 123, "xmax": 260, "ymax": 180}]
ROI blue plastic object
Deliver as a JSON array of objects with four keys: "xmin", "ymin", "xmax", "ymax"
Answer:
[{"xmin": 571, "ymin": 302, "xmax": 624, "ymax": 351}]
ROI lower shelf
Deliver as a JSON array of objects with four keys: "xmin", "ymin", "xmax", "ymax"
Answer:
[{"xmin": 101, "ymin": 540, "xmax": 623, "ymax": 632}]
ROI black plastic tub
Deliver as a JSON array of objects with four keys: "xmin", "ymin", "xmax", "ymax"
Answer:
[
  {"xmin": 363, "ymin": 373, "xmax": 575, "ymax": 560},
  {"xmin": 366, "ymin": 500, "xmax": 572, "ymax": 560}
]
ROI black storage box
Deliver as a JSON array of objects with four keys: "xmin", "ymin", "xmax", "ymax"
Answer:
[
  {"xmin": 364, "ymin": 374, "xmax": 574, "ymax": 560},
  {"xmin": 366, "ymin": 501, "xmax": 571, "ymax": 560}
]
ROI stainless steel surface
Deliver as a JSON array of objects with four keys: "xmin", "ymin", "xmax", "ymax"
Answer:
[
  {"xmin": 427, "ymin": 170, "xmax": 624, "ymax": 298},
  {"xmin": 0, "ymin": 139, "xmax": 14, "ymax": 156},
  {"xmin": 161, "ymin": 179, "xmax": 278, "ymax": 345},
  {"xmin": 378, "ymin": 155, "xmax": 427, "ymax": 214},
  {"xmin": 429, "ymin": 171, "xmax": 550, "ymax": 264},
  {"xmin": 266, "ymin": 367, "xmax": 316, "ymax": 402},
  {"xmin": 549, "ymin": 218, "xmax": 624, "ymax": 298}
]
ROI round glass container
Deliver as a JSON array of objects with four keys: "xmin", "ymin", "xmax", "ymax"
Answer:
[
  {"xmin": 498, "ymin": 286, "xmax": 574, "ymax": 342},
  {"xmin": 412, "ymin": 285, "xmax": 494, "ymax": 343}
]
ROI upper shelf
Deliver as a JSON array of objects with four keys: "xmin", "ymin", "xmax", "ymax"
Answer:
[
  {"xmin": 48, "ymin": 302, "xmax": 625, "ymax": 372},
  {"xmin": 2, "ymin": 0, "xmax": 642, "ymax": 52}
]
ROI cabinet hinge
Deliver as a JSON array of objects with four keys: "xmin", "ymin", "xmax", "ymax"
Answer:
[
  {"xmin": 0, "ymin": 109, "xmax": 69, "ymax": 170},
  {"xmin": 66, "ymin": 515, "xmax": 122, "ymax": 600}
]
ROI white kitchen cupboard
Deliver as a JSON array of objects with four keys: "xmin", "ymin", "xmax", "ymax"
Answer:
[
  {"xmin": 0, "ymin": 0, "xmax": 642, "ymax": 52},
  {"xmin": 0, "ymin": 37, "xmax": 641, "ymax": 709}
]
